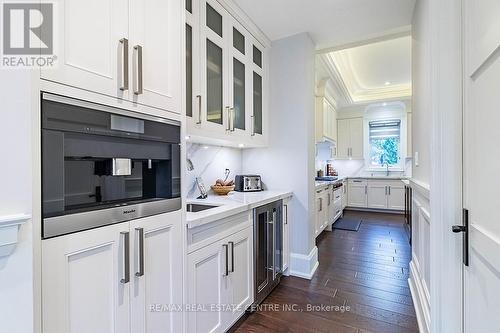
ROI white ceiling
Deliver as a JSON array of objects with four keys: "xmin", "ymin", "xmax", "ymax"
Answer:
[
  {"xmin": 326, "ymin": 36, "xmax": 412, "ymax": 104},
  {"xmin": 233, "ymin": 0, "xmax": 416, "ymax": 50}
]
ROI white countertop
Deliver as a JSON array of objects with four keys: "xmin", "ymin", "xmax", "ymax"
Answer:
[
  {"xmin": 315, "ymin": 176, "xmax": 408, "ymax": 189},
  {"xmin": 186, "ymin": 190, "xmax": 293, "ymax": 229}
]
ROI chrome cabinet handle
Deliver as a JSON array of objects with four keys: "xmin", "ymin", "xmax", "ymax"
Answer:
[
  {"xmin": 385, "ymin": 186, "xmax": 387, "ymax": 196},
  {"xmin": 120, "ymin": 231, "xmax": 130, "ymax": 284},
  {"xmin": 328, "ymin": 193, "xmax": 331, "ymax": 206},
  {"xmin": 230, "ymin": 108, "xmax": 235, "ymax": 132},
  {"xmin": 284, "ymin": 204, "xmax": 288, "ymax": 225},
  {"xmin": 135, "ymin": 228, "xmax": 144, "ymax": 277},
  {"xmin": 251, "ymin": 115, "xmax": 255, "ymax": 136},
  {"xmin": 225, "ymin": 107, "xmax": 231, "ymax": 131},
  {"xmin": 319, "ymin": 198, "xmax": 323, "ymax": 212},
  {"xmin": 119, "ymin": 38, "xmax": 129, "ymax": 91},
  {"xmin": 133, "ymin": 45, "xmax": 143, "ymax": 95},
  {"xmin": 365, "ymin": 185, "xmax": 367, "ymax": 195},
  {"xmin": 388, "ymin": 186, "xmax": 391, "ymax": 195},
  {"xmin": 196, "ymin": 95, "xmax": 202, "ymax": 124},
  {"xmin": 223, "ymin": 244, "xmax": 229, "ymax": 276},
  {"xmin": 229, "ymin": 241, "xmax": 234, "ymax": 273}
]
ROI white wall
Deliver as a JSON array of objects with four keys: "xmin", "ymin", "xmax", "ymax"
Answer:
[
  {"xmin": 185, "ymin": 143, "xmax": 242, "ymax": 198},
  {"xmin": 411, "ymin": 0, "xmax": 431, "ymax": 186},
  {"xmin": 242, "ymin": 33, "xmax": 317, "ymax": 277},
  {"xmin": 0, "ymin": 71, "xmax": 34, "ymax": 333}
]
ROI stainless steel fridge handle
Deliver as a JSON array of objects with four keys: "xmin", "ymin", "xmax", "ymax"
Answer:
[
  {"xmin": 135, "ymin": 228, "xmax": 144, "ymax": 277},
  {"xmin": 272, "ymin": 210, "xmax": 276, "ymax": 278},
  {"xmin": 284, "ymin": 204, "xmax": 288, "ymax": 225},
  {"xmin": 229, "ymin": 241, "xmax": 234, "ymax": 273},
  {"xmin": 120, "ymin": 231, "xmax": 130, "ymax": 284},
  {"xmin": 223, "ymin": 244, "xmax": 229, "ymax": 276}
]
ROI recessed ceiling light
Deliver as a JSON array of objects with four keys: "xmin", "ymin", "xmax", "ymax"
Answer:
[
  {"xmin": 382, "ymin": 103, "xmax": 387, "ymax": 106},
  {"xmin": 384, "ymin": 81, "xmax": 391, "ymax": 86},
  {"xmin": 203, "ymin": 146, "xmax": 209, "ymax": 150},
  {"xmin": 238, "ymin": 143, "xmax": 245, "ymax": 148}
]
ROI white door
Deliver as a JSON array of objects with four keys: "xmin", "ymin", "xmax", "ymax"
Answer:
[
  {"xmin": 42, "ymin": 222, "xmax": 130, "ymax": 333},
  {"xmin": 42, "ymin": 0, "xmax": 129, "ymax": 99},
  {"xmin": 227, "ymin": 228, "xmax": 254, "ymax": 325},
  {"xmin": 130, "ymin": 212, "xmax": 183, "ymax": 333},
  {"xmin": 463, "ymin": 1, "xmax": 500, "ymax": 331},
  {"xmin": 367, "ymin": 182, "xmax": 388, "ymax": 209},
  {"xmin": 348, "ymin": 181, "xmax": 367, "ymax": 208},
  {"xmin": 349, "ymin": 118, "xmax": 364, "ymax": 159},
  {"xmin": 187, "ymin": 238, "xmax": 228, "ymax": 333},
  {"xmin": 199, "ymin": 0, "xmax": 230, "ymax": 136},
  {"xmin": 129, "ymin": 0, "xmax": 182, "ymax": 113},
  {"xmin": 387, "ymin": 184, "xmax": 405, "ymax": 211},
  {"xmin": 337, "ymin": 119, "xmax": 350, "ymax": 159}
]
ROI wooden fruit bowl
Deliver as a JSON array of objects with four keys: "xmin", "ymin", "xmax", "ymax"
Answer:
[{"xmin": 211, "ymin": 185, "xmax": 235, "ymax": 196}]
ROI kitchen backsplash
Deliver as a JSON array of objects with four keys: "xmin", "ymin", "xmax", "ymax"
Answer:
[{"xmin": 186, "ymin": 143, "xmax": 242, "ymax": 198}]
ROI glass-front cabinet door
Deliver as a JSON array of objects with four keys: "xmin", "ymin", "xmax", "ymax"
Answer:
[
  {"xmin": 199, "ymin": 0, "xmax": 229, "ymax": 136},
  {"xmin": 250, "ymin": 39, "xmax": 266, "ymax": 143},
  {"xmin": 185, "ymin": 0, "xmax": 199, "ymax": 123},
  {"xmin": 186, "ymin": 0, "xmax": 268, "ymax": 147},
  {"xmin": 227, "ymin": 17, "xmax": 250, "ymax": 138}
]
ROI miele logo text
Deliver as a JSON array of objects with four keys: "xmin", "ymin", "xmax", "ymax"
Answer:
[{"xmin": 123, "ymin": 209, "xmax": 136, "ymax": 214}]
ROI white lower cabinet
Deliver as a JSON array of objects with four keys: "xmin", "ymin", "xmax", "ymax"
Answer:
[
  {"xmin": 367, "ymin": 182, "xmax": 388, "ymax": 209},
  {"xmin": 348, "ymin": 179, "xmax": 368, "ymax": 207},
  {"xmin": 187, "ymin": 227, "xmax": 253, "ymax": 333},
  {"xmin": 42, "ymin": 211, "xmax": 183, "ymax": 333},
  {"xmin": 387, "ymin": 183, "xmax": 405, "ymax": 210},
  {"xmin": 129, "ymin": 214, "xmax": 183, "ymax": 333},
  {"xmin": 347, "ymin": 179, "xmax": 405, "ymax": 211}
]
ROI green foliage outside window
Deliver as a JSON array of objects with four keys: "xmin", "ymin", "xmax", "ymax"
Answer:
[{"xmin": 370, "ymin": 137, "xmax": 400, "ymax": 166}]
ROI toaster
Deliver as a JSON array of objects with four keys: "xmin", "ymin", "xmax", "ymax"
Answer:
[{"xmin": 235, "ymin": 175, "xmax": 263, "ymax": 192}]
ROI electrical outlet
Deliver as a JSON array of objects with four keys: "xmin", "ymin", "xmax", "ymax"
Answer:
[{"xmin": 414, "ymin": 151, "xmax": 419, "ymax": 167}]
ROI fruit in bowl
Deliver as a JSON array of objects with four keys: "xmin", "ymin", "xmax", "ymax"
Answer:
[{"xmin": 211, "ymin": 179, "xmax": 235, "ymax": 195}]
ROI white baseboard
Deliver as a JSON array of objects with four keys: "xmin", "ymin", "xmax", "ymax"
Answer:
[
  {"xmin": 289, "ymin": 246, "xmax": 319, "ymax": 279},
  {"xmin": 408, "ymin": 259, "xmax": 431, "ymax": 333}
]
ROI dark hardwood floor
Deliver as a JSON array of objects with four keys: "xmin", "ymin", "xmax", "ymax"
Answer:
[{"xmin": 233, "ymin": 210, "xmax": 418, "ymax": 333}]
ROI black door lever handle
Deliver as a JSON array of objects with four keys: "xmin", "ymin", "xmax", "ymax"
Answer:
[{"xmin": 452, "ymin": 225, "xmax": 467, "ymax": 233}]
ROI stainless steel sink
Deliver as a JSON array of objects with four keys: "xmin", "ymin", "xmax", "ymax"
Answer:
[{"xmin": 186, "ymin": 203, "xmax": 219, "ymax": 213}]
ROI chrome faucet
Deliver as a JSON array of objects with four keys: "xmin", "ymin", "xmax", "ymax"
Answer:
[{"xmin": 385, "ymin": 163, "xmax": 390, "ymax": 177}]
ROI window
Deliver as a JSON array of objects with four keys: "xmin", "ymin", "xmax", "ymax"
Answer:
[{"xmin": 368, "ymin": 119, "xmax": 401, "ymax": 167}]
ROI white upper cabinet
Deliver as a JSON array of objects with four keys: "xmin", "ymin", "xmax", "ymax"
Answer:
[
  {"xmin": 315, "ymin": 97, "xmax": 337, "ymax": 143},
  {"xmin": 42, "ymin": 0, "xmax": 129, "ymax": 99},
  {"xmin": 129, "ymin": 0, "xmax": 182, "ymax": 113},
  {"xmin": 337, "ymin": 118, "xmax": 364, "ymax": 159},
  {"xmin": 187, "ymin": 0, "xmax": 269, "ymax": 147},
  {"xmin": 43, "ymin": 0, "xmax": 182, "ymax": 114}
]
